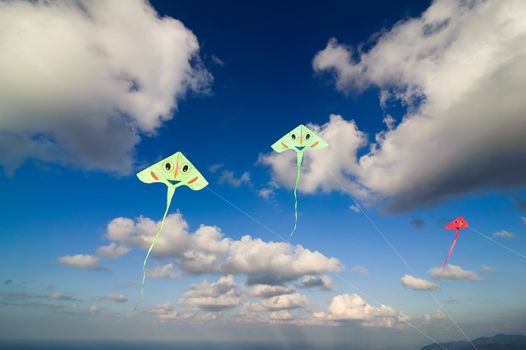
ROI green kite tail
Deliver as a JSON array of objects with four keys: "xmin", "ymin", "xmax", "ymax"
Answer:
[
  {"xmin": 141, "ymin": 187, "xmax": 174, "ymax": 296},
  {"xmin": 136, "ymin": 151, "xmax": 208, "ymax": 295},
  {"xmin": 291, "ymin": 151, "xmax": 303, "ymax": 237},
  {"xmin": 270, "ymin": 124, "xmax": 328, "ymax": 238}
]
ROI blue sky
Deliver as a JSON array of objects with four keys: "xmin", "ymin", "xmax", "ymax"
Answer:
[{"xmin": 1, "ymin": 0, "xmax": 526, "ymax": 348}]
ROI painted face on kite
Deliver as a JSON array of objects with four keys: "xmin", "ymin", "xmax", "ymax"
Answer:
[
  {"xmin": 271, "ymin": 124, "xmax": 328, "ymax": 153},
  {"xmin": 445, "ymin": 216, "xmax": 469, "ymax": 230},
  {"xmin": 136, "ymin": 152, "xmax": 208, "ymax": 190},
  {"xmin": 136, "ymin": 152, "xmax": 208, "ymax": 295},
  {"xmin": 271, "ymin": 124, "xmax": 328, "ymax": 237}
]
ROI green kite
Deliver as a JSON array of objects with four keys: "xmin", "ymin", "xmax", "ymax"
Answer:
[
  {"xmin": 136, "ymin": 152, "xmax": 208, "ymax": 295},
  {"xmin": 271, "ymin": 124, "xmax": 328, "ymax": 236}
]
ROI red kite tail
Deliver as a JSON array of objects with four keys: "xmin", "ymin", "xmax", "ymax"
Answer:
[{"xmin": 442, "ymin": 229, "xmax": 460, "ymax": 271}]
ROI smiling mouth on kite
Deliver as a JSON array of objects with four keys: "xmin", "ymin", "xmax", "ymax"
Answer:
[
  {"xmin": 295, "ymin": 146, "xmax": 305, "ymax": 151},
  {"xmin": 167, "ymin": 180, "xmax": 181, "ymax": 185}
]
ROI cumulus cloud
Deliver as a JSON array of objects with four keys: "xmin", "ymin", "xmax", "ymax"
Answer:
[
  {"xmin": 223, "ymin": 235, "xmax": 341, "ymax": 285},
  {"xmin": 269, "ymin": 310, "xmax": 294, "ymax": 321},
  {"xmin": 2, "ymin": 291, "xmax": 79, "ymax": 302},
  {"xmin": 305, "ymin": 0, "xmax": 526, "ymax": 211},
  {"xmin": 421, "ymin": 308, "xmax": 447, "ymax": 323},
  {"xmin": 0, "ymin": 0, "xmax": 210, "ymax": 175},
  {"xmin": 144, "ymin": 303, "xmax": 179, "ymax": 321},
  {"xmin": 428, "ymin": 264, "xmax": 482, "ymax": 281},
  {"xmin": 100, "ymin": 293, "xmax": 128, "ymax": 303},
  {"xmin": 400, "ymin": 274, "xmax": 438, "ymax": 291},
  {"xmin": 300, "ymin": 275, "xmax": 333, "ymax": 291},
  {"xmin": 48, "ymin": 292, "xmax": 78, "ymax": 301},
  {"xmin": 481, "ymin": 265, "xmax": 494, "ymax": 273},
  {"xmin": 259, "ymin": 293, "xmax": 309, "ymax": 311},
  {"xmin": 218, "ymin": 170, "xmax": 251, "ymax": 187},
  {"xmin": 57, "ymin": 254, "xmax": 105, "ymax": 271},
  {"xmin": 353, "ymin": 265, "xmax": 369, "ymax": 275},
  {"xmin": 96, "ymin": 243, "xmax": 129, "ymax": 258},
  {"xmin": 105, "ymin": 213, "xmax": 341, "ymax": 283},
  {"xmin": 106, "ymin": 213, "xmax": 230, "ymax": 273},
  {"xmin": 247, "ymin": 284, "xmax": 295, "ymax": 299},
  {"xmin": 148, "ymin": 263, "xmax": 180, "ymax": 279},
  {"xmin": 493, "ymin": 230, "xmax": 516, "ymax": 239},
  {"xmin": 258, "ymin": 188, "xmax": 273, "ymax": 199},
  {"xmin": 179, "ymin": 275, "xmax": 243, "ymax": 312},
  {"xmin": 314, "ymin": 293, "xmax": 408, "ymax": 328}
]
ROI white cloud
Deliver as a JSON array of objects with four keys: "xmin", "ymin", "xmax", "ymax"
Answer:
[
  {"xmin": 422, "ymin": 308, "xmax": 447, "ymax": 323},
  {"xmin": 482, "ymin": 265, "xmax": 495, "ymax": 273},
  {"xmin": 259, "ymin": 293, "xmax": 309, "ymax": 311},
  {"xmin": 100, "ymin": 293, "xmax": 128, "ymax": 303},
  {"xmin": 521, "ymin": 216, "xmax": 526, "ymax": 224},
  {"xmin": 258, "ymin": 188, "xmax": 273, "ymax": 199},
  {"xmin": 218, "ymin": 170, "xmax": 251, "ymax": 187},
  {"xmin": 494, "ymin": 230, "xmax": 516, "ymax": 239},
  {"xmin": 106, "ymin": 213, "xmax": 230, "ymax": 273},
  {"xmin": 105, "ymin": 212, "xmax": 341, "ymax": 284},
  {"xmin": 144, "ymin": 303, "xmax": 179, "ymax": 321},
  {"xmin": 223, "ymin": 235, "xmax": 341, "ymax": 285},
  {"xmin": 382, "ymin": 115, "xmax": 396, "ymax": 130},
  {"xmin": 428, "ymin": 264, "xmax": 482, "ymax": 281},
  {"xmin": 0, "ymin": 0, "xmax": 210, "ymax": 175},
  {"xmin": 48, "ymin": 292, "xmax": 77, "ymax": 301},
  {"xmin": 96, "ymin": 243, "xmax": 129, "ymax": 258},
  {"xmin": 308, "ymin": 0, "xmax": 526, "ymax": 211},
  {"xmin": 148, "ymin": 263, "xmax": 180, "ymax": 279},
  {"xmin": 247, "ymin": 284, "xmax": 295, "ymax": 299},
  {"xmin": 353, "ymin": 265, "xmax": 369, "ymax": 275},
  {"xmin": 314, "ymin": 293, "xmax": 408, "ymax": 328},
  {"xmin": 300, "ymin": 275, "xmax": 332, "ymax": 291},
  {"xmin": 57, "ymin": 254, "xmax": 104, "ymax": 271},
  {"xmin": 179, "ymin": 275, "xmax": 243, "ymax": 312},
  {"xmin": 269, "ymin": 310, "xmax": 294, "ymax": 321},
  {"xmin": 400, "ymin": 274, "xmax": 438, "ymax": 291},
  {"xmin": 211, "ymin": 55, "xmax": 225, "ymax": 67}
]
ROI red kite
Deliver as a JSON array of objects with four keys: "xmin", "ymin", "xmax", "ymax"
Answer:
[{"xmin": 442, "ymin": 216, "xmax": 469, "ymax": 270}]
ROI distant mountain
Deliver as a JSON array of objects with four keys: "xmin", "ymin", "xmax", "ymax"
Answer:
[{"xmin": 421, "ymin": 334, "xmax": 526, "ymax": 350}]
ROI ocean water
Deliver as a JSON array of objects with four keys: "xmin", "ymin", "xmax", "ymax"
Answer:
[{"xmin": 0, "ymin": 341, "xmax": 357, "ymax": 350}]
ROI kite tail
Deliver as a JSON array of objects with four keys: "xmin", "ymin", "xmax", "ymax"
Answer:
[
  {"xmin": 442, "ymin": 229, "xmax": 460, "ymax": 271},
  {"xmin": 290, "ymin": 152, "xmax": 303, "ymax": 237},
  {"xmin": 141, "ymin": 187, "xmax": 175, "ymax": 296}
]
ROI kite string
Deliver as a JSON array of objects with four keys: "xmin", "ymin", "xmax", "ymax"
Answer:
[
  {"xmin": 205, "ymin": 186, "xmax": 448, "ymax": 350},
  {"xmin": 291, "ymin": 152, "xmax": 303, "ymax": 237},
  {"xmin": 324, "ymin": 168, "xmax": 479, "ymax": 350},
  {"xmin": 141, "ymin": 187, "xmax": 175, "ymax": 296},
  {"xmin": 468, "ymin": 226, "xmax": 526, "ymax": 261}
]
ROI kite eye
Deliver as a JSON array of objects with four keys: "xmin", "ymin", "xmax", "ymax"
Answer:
[
  {"xmin": 164, "ymin": 162, "xmax": 172, "ymax": 172},
  {"xmin": 454, "ymin": 220, "xmax": 458, "ymax": 224},
  {"xmin": 182, "ymin": 164, "xmax": 190, "ymax": 173},
  {"xmin": 305, "ymin": 133, "xmax": 311, "ymax": 140},
  {"xmin": 291, "ymin": 133, "xmax": 296, "ymax": 140}
]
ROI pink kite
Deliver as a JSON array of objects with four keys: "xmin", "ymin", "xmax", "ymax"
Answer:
[{"xmin": 442, "ymin": 216, "xmax": 469, "ymax": 270}]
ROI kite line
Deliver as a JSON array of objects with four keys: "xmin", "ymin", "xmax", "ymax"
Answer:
[
  {"xmin": 325, "ymin": 168, "xmax": 479, "ymax": 350},
  {"xmin": 205, "ymin": 186, "xmax": 448, "ymax": 350}
]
